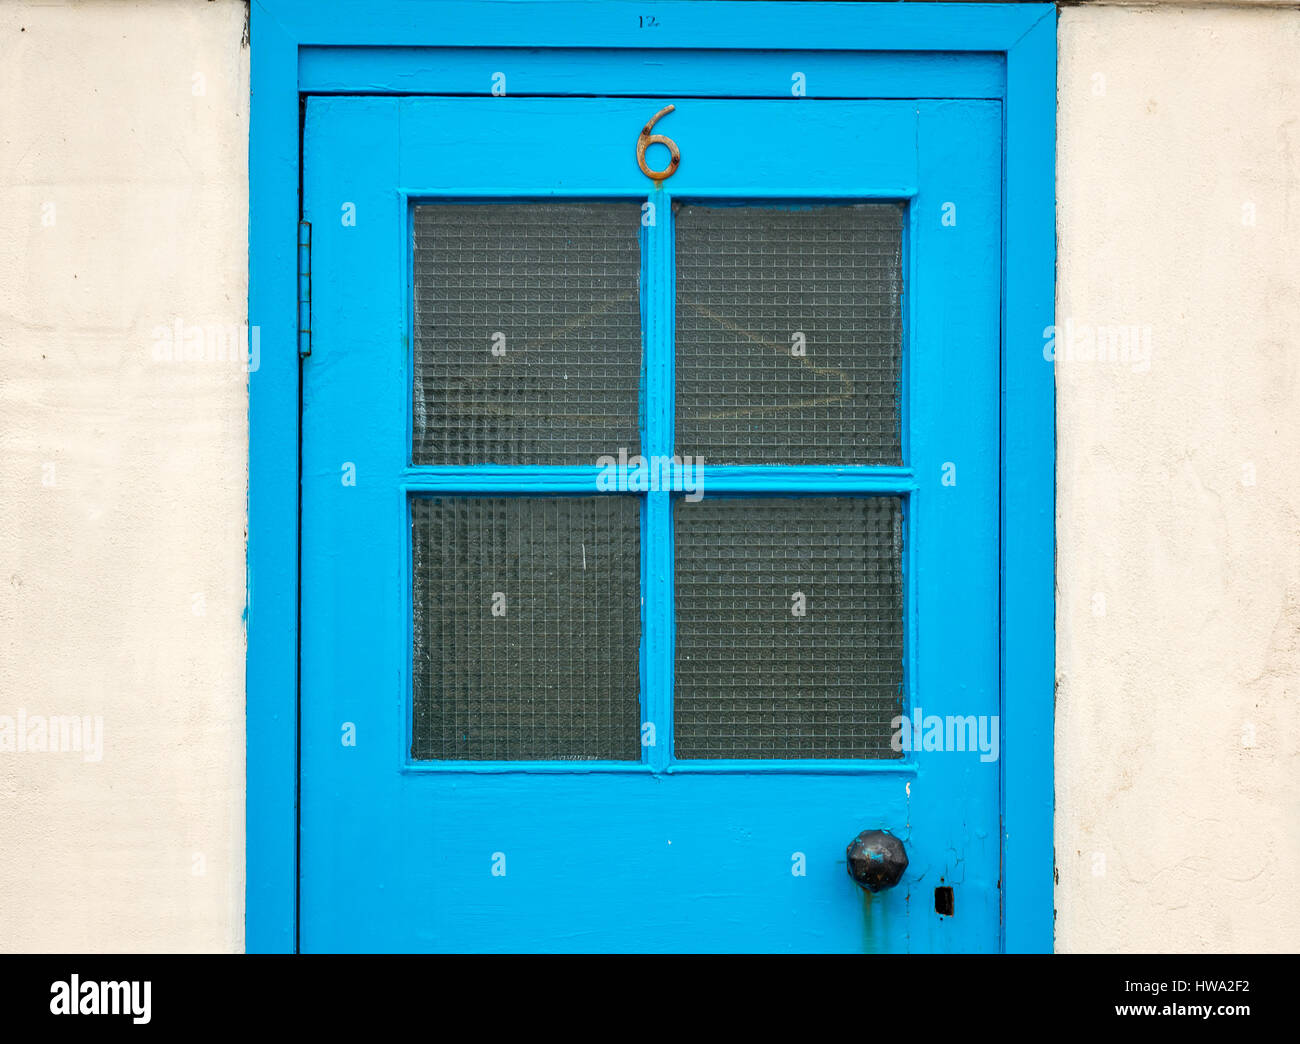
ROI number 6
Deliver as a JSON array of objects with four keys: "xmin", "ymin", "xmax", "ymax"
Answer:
[{"xmin": 636, "ymin": 104, "xmax": 680, "ymax": 183}]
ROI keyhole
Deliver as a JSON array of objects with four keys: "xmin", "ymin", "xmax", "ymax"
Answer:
[{"xmin": 934, "ymin": 886, "xmax": 954, "ymax": 917}]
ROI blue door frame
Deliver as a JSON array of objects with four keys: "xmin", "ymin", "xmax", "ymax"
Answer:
[{"xmin": 247, "ymin": 0, "xmax": 1056, "ymax": 953}]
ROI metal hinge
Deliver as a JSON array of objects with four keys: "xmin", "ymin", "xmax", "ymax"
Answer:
[{"xmin": 297, "ymin": 220, "xmax": 312, "ymax": 359}]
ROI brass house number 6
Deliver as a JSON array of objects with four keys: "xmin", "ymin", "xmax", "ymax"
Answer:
[{"xmin": 636, "ymin": 104, "xmax": 680, "ymax": 183}]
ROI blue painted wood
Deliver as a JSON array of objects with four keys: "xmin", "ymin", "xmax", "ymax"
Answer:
[
  {"xmin": 399, "ymin": 466, "xmax": 916, "ymax": 494},
  {"xmin": 298, "ymin": 94, "xmax": 1002, "ymax": 952},
  {"xmin": 645, "ymin": 187, "xmax": 674, "ymax": 774},
  {"xmin": 250, "ymin": 0, "xmax": 1057, "ymax": 953},
  {"xmin": 299, "ymin": 46, "xmax": 1005, "ymax": 100},
  {"xmin": 246, "ymin": 3, "xmax": 301, "ymax": 955},
  {"xmin": 387, "ymin": 98, "xmax": 917, "ymax": 198},
  {"xmin": 401, "ymin": 758, "xmax": 919, "ymax": 776},
  {"xmin": 1001, "ymin": 6, "xmax": 1057, "ymax": 955},
  {"xmin": 272, "ymin": 1, "xmax": 1047, "ymax": 51}
]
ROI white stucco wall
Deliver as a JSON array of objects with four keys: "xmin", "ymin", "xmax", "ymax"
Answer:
[
  {"xmin": 0, "ymin": 0, "xmax": 1295, "ymax": 952},
  {"xmin": 1055, "ymin": 3, "xmax": 1300, "ymax": 953},
  {"xmin": 0, "ymin": 0, "xmax": 249, "ymax": 951}
]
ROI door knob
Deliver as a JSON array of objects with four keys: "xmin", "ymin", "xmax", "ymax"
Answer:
[{"xmin": 846, "ymin": 829, "xmax": 909, "ymax": 893}]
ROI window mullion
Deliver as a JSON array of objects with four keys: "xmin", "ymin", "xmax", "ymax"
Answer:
[{"xmin": 643, "ymin": 188, "xmax": 675, "ymax": 772}]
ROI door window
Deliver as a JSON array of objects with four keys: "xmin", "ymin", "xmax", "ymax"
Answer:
[{"xmin": 408, "ymin": 199, "xmax": 907, "ymax": 764}]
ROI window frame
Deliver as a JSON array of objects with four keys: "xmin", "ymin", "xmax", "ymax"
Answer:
[
  {"xmin": 401, "ymin": 193, "xmax": 914, "ymax": 774},
  {"xmin": 249, "ymin": 0, "xmax": 1056, "ymax": 953}
]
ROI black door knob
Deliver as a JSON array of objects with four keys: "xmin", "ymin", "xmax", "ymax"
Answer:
[{"xmin": 846, "ymin": 829, "xmax": 909, "ymax": 893}]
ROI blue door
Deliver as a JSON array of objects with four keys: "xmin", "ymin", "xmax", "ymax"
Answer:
[{"xmin": 300, "ymin": 95, "xmax": 1002, "ymax": 952}]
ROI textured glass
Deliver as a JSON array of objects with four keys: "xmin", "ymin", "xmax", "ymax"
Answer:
[
  {"xmin": 673, "ymin": 497, "xmax": 904, "ymax": 759},
  {"xmin": 674, "ymin": 203, "xmax": 903, "ymax": 465},
  {"xmin": 411, "ymin": 496, "xmax": 642, "ymax": 760},
  {"xmin": 413, "ymin": 203, "xmax": 642, "ymax": 465}
]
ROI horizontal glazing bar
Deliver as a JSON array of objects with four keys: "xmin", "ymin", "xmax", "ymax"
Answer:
[
  {"xmin": 402, "ymin": 465, "xmax": 916, "ymax": 495},
  {"xmin": 403, "ymin": 466, "xmax": 608, "ymax": 493}
]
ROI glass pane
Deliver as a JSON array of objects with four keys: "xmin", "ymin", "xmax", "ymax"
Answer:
[
  {"xmin": 673, "ymin": 496, "xmax": 904, "ymax": 759},
  {"xmin": 411, "ymin": 496, "xmax": 642, "ymax": 760},
  {"xmin": 674, "ymin": 203, "xmax": 903, "ymax": 465},
  {"xmin": 412, "ymin": 203, "xmax": 643, "ymax": 465}
]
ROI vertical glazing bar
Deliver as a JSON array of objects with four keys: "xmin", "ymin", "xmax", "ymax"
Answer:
[{"xmin": 643, "ymin": 188, "xmax": 674, "ymax": 771}]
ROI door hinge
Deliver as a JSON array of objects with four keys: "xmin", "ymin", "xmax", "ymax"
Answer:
[{"xmin": 297, "ymin": 220, "xmax": 312, "ymax": 359}]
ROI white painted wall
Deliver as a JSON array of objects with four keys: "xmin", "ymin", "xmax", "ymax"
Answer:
[
  {"xmin": 1055, "ymin": 3, "xmax": 1300, "ymax": 953},
  {"xmin": 0, "ymin": 0, "xmax": 1295, "ymax": 952},
  {"xmin": 0, "ymin": 0, "xmax": 249, "ymax": 951}
]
